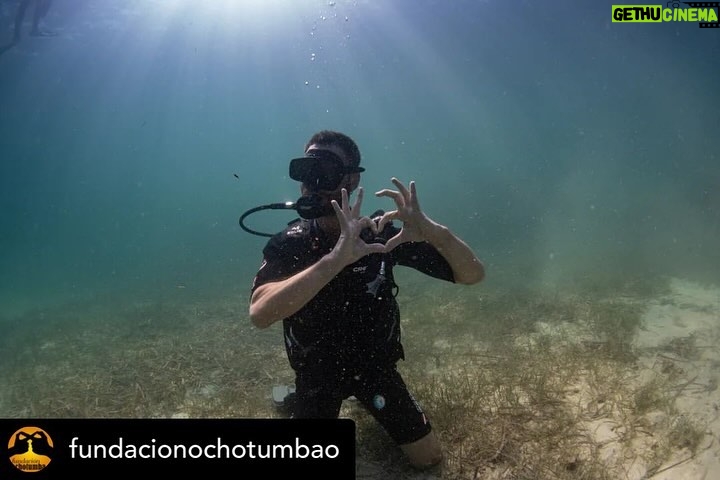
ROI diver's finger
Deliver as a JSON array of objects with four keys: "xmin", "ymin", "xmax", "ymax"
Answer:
[
  {"xmin": 374, "ymin": 188, "xmax": 398, "ymax": 197},
  {"xmin": 408, "ymin": 181, "xmax": 421, "ymax": 209},
  {"xmin": 391, "ymin": 177, "xmax": 411, "ymax": 200},
  {"xmin": 375, "ymin": 189, "xmax": 405, "ymax": 207},
  {"xmin": 358, "ymin": 215, "xmax": 378, "ymax": 235},
  {"xmin": 331, "ymin": 199, "xmax": 344, "ymax": 223},
  {"xmin": 340, "ymin": 188, "xmax": 351, "ymax": 215},
  {"xmin": 352, "ymin": 187, "xmax": 364, "ymax": 218},
  {"xmin": 376, "ymin": 210, "xmax": 398, "ymax": 233}
]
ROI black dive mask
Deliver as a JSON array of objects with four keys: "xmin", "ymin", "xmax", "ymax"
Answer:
[{"xmin": 289, "ymin": 149, "xmax": 364, "ymax": 192}]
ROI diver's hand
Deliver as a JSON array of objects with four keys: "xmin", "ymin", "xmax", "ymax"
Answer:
[
  {"xmin": 375, "ymin": 178, "xmax": 436, "ymax": 252},
  {"xmin": 330, "ymin": 187, "xmax": 384, "ymax": 265}
]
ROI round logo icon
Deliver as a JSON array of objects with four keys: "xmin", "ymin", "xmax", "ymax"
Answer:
[{"xmin": 7, "ymin": 426, "xmax": 53, "ymax": 473}]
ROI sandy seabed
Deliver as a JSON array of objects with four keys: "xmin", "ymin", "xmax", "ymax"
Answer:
[
  {"xmin": 626, "ymin": 279, "xmax": 720, "ymax": 480},
  {"xmin": 0, "ymin": 277, "xmax": 718, "ymax": 479},
  {"xmin": 357, "ymin": 277, "xmax": 720, "ymax": 479}
]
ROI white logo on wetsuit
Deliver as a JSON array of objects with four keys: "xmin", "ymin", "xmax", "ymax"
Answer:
[{"xmin": 287, "ymin": 224, "xmax": 304, "ymax": 236}]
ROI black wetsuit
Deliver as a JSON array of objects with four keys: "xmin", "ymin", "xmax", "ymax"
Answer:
[{"xmin": 251, "ymin": 211, "xmax": 455, "ymax": 444}]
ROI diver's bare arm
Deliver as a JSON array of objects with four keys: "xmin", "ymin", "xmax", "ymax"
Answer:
[
  {"xmin": 376, "ymin": 178, "xmax": 484, "ymax": 285},
  {"xmin": 250, "ymin": 188, "xmax": 384, "ymax": 329},
  {"xmin": 249, "ymin": 251, "xmax": 346, "ymax": 329},
  {"xmin": 420, "ymin": 219, "xmax": 485, "ymax": 285}
]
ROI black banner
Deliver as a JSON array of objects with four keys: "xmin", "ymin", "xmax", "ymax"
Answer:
[{"xmin": 1, "ymin": 418, "xmax": 356, "ymax": 478}]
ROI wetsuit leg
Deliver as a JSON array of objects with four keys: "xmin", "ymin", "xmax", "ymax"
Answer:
[
  {"xmin": 353, "ymin": 366, "xmax": 432, "ymax": 445},
  {"xmin": 292, "ymin": 369, "xmax": 345, "ymax": 418}
]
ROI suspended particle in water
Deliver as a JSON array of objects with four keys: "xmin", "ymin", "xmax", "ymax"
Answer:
[{"xmin": 373, "ymin": 395, "xmax": 386, "ymax": 410}]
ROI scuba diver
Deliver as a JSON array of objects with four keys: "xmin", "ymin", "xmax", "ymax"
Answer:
[{"xmin": 242, "ymin": 130, "xmax": 484, "ymax": 470}]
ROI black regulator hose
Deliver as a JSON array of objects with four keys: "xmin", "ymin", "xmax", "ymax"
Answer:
[
  {"xmin": 239, "ymin": 195, "xmax": 334, "ymax": 237},
  {"xmin": 239, "ymin": 202, "xmax": 297, "ymax": 238}
]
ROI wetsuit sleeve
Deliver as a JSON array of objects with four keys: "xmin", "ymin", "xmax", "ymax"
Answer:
[
  {"xmin": 391, "ymin": 240, "xmax": 456, "ymax": 282},
  {"xmin": 250, "ymin": 233, "xmax": 300, "ymax": 294}
]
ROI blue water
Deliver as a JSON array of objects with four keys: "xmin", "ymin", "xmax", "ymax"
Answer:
[{"xmin": 1, "ymin": 0, "xmax": 718, "ymax": 318}]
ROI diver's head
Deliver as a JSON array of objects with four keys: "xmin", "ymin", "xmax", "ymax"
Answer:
[
  {"xmin": 289, "ymin": 131, "xmax": 364, "ymax": 218},
  {"xmin": 304, "ymin": 130, "xmax": 362, "ymax": 171}
]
